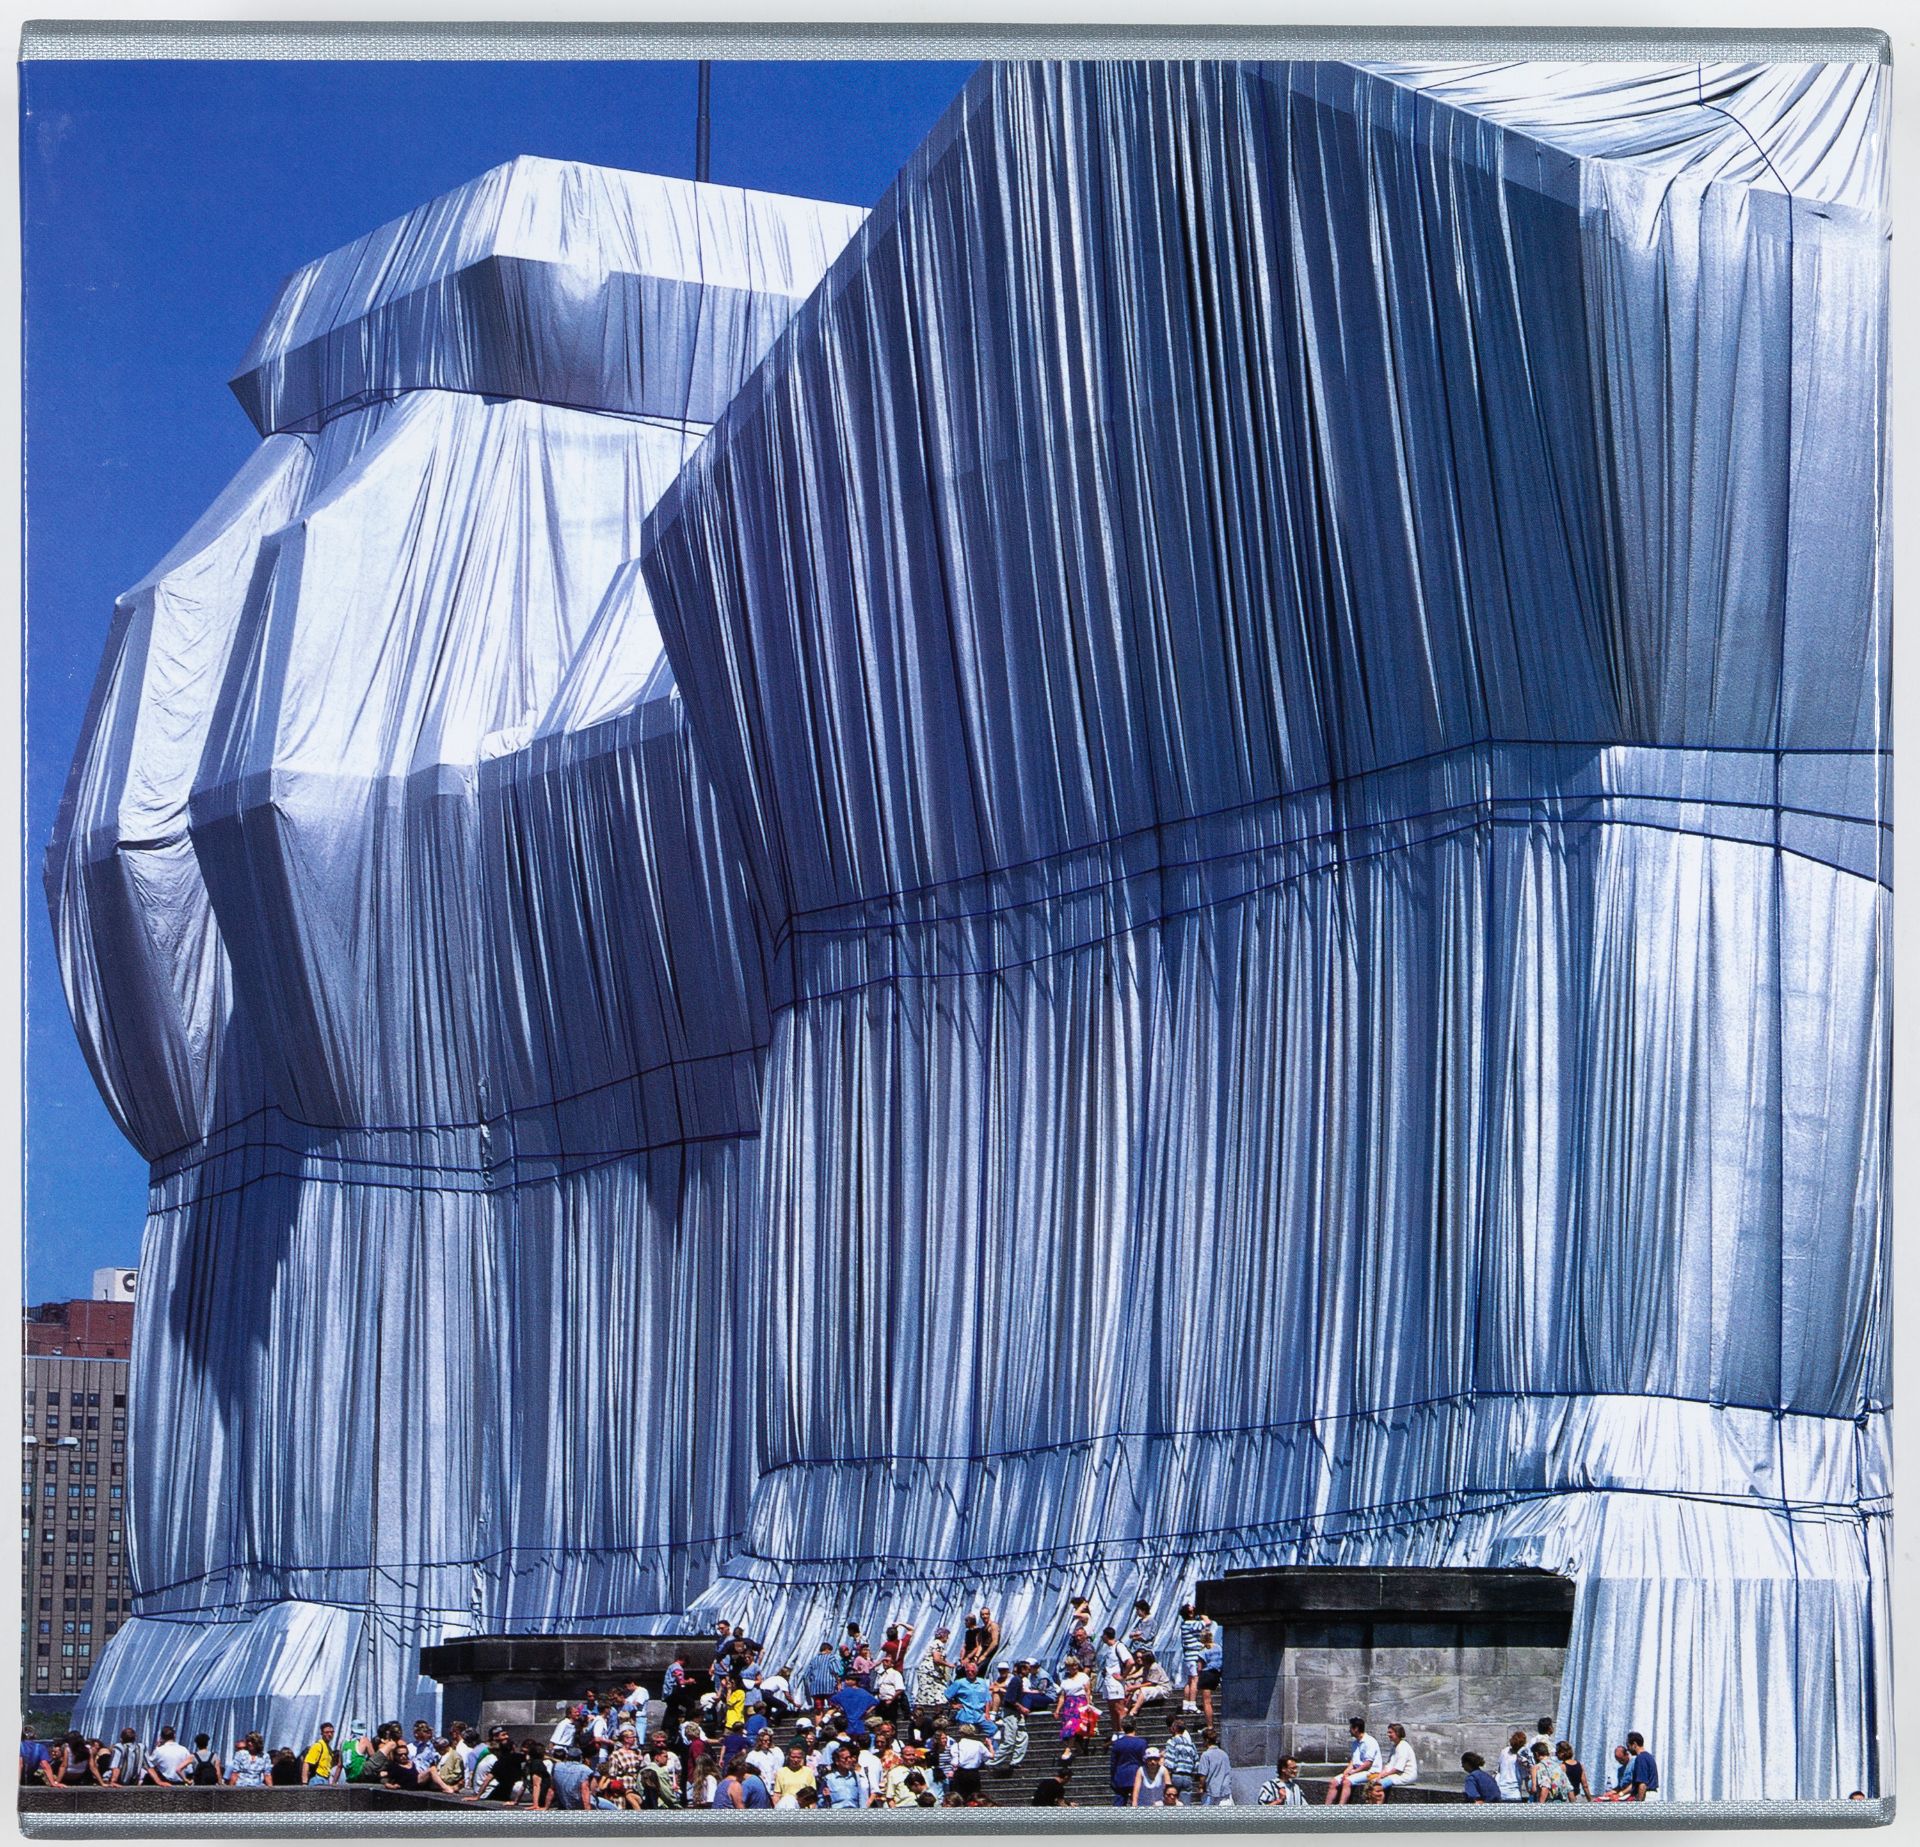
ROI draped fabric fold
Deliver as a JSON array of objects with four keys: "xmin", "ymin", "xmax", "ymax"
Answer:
[
  {"xmin": 53, "ymin": 159, "xmax": 854, "ymax": 1741},
  {"xmin": 639, "ymin": 59, "xmax": 1889, "ymax": 1801},
  {"xmin": 49, "ymin": 61, "xmax": 1886, "ymax": 1800}
]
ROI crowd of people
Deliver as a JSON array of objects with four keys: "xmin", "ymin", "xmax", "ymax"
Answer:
[
  {"xmin": 20, "ymin": 1596, "xmax": 1715, "ymax": 1810},
  {"xmin": 18, "ymin": 1595, "xmax": 1232, "ymax": 1810},
  {"xmin": 1267, "ymin": 1714, "xmax": 1664, "ymax": 1806}
]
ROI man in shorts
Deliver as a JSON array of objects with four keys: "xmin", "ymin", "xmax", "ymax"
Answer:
[
  {"xmin": 1195, "ymin": 1631, "xmax": 1224, "ymax": 1726},
  {"xmin": 1178, "ymin": 1604, "xmax": 1211, "ymax": 1711},
  {"xmin": 1323, "ymin": 1717, "xmax": 1378, "ymax": 1805}
]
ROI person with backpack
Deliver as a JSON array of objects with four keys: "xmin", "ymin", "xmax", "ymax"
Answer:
[
  {"xmin": 188, "ymin": 1734, "xmax": 223, "ymax": 1785},
  {"xmin": 300, "ymin": 1721, "xmax": 339, "ymax": 1784},
  {"xmin": 104, "ymin": 1727, "xmax": 148, "ymax": 1788}
]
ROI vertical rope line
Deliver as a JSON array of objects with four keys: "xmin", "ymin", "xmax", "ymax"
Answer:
[{"xmin": 1692, "ymin": 59, "xmax": 1810, "ymax": 1799}]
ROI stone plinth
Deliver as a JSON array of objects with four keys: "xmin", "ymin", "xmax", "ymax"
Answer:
[
  {"xmin": 419, "ymin": 1634, "xmax": 714, "ymax": 1736},
  {"xmin": 1197, "ymin": 1567, "xmax": 1575, "ymax": 1785}
]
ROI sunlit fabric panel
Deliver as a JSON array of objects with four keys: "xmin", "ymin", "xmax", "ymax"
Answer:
[
  {"xmin": 50, "ymin": 53, "xmax": 1888, "ymax": 1799},
  {"xmin": 639, "ymin": 60, "xmax": 1889, "ymax": 1797},
  {"xmin": 474, "ymin": 620, "xmax": 778, "ymax": 1634},
  {"xmin": 68, "ymin": 1601, "xmax": 364, "ymax": 1762},
  {"xmin": 44, "ymin": 439, "xmax": 310, "ymax": 1159},
  {"xmin": 57, "ymin": 166, "xmax": 857, "ymax": 1743},
  {"xmin": 231, "ymin": 156, "xmax": 867, "ymax": 434}
]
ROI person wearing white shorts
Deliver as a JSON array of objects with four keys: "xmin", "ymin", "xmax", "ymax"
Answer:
[{"xmin": 1324, "ymin": 1719, "xmax": 1378, "ymax": 1805}]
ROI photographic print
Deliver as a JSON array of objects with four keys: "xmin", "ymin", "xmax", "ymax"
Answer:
[{"xmin": 19, "ymin": 25, "xmax": 1891, "ymax": 1828}]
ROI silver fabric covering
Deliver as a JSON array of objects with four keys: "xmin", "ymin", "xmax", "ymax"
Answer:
[
  {"xmin": 52, "ymin": 61, "xmax": 1887, "ymax": 1800},
  {"xmin": 52, "ymin": 159, "xmax": 852, "ymax": 1745}
]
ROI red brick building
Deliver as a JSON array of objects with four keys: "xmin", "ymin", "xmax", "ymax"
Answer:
[{"xmin": 23, "ymin": 1296, "xmax": 135, "ymax": 1706}]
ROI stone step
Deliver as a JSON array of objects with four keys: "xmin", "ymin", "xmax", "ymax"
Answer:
[{"xmin": 1298, "ymin": 1774, "xmax": 1459, "ymax": 1806}]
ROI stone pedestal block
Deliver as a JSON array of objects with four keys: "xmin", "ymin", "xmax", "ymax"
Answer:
[{"xmin": 1197, "ymin": 1567, "xmax": 1576, "ymax": 1781}]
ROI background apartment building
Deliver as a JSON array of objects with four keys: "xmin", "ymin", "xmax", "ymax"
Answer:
[{"xmin": 22, "ymin": 1268, "xmax": 136, "ymax": 1711}]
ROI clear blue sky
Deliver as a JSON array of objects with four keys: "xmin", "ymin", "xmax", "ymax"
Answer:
[{"xmin": 22, "ymin": 56, "xmax": 973, "ymax": 1302}]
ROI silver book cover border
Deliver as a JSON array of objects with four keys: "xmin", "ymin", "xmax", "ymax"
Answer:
[
  {"xmin": 15, "ymin": 21, "xmax": 1894, "ymax": 62},
  {"xmin": 14, "ymin": 17, "xmax": 1894, "ymax": 1840}
]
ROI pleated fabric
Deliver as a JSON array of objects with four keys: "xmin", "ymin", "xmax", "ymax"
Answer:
[
  {"xmin": 639, "ymin": 61, "xmax": 1889, "ymax": 1799},
  {"xmin": 52, "ymin": 162, "xmax": 854, "ymax": 1742},
  {"xmin": 48, "ymin": 61, "xmax": 1888, "ymax": 1800}
]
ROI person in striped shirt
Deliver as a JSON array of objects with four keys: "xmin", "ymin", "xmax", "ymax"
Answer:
[
  {"xmin": 1161, "ymin": 1714, "xmax": 1201, "ymax": 1799},
  {"xmin": 1178, "ymin": 1603, "xmax": 1211, "ymax": 1712}
]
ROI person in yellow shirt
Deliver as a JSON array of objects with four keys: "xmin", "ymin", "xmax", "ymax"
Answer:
[
  {"xmin": 886, "ymin": 1745, "xmax": 932, "ymax": 1807},
  {"xmin": 772, "ymin": 1744, "xmax": 818, "ymax": 1809},
  {"xmin": 301, "ymin": 1722, "xmax": 339, "ymax": 1785}
]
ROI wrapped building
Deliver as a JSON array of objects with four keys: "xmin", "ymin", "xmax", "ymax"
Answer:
[{"xmin": 52, "ymin": 59, "xmax": 1888, "ymax": 1798}]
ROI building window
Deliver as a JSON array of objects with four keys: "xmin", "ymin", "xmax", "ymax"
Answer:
[
  {"xmin": 68, "ymin": 1394, "xmax": 83, "ymax": 1407},
  {"xmin": 35, "ymin": 1643, "xmax": 48, "ymax": 1657},
  {"xmin": 86, "ymin": 1463, "xmax": 97, "ymax": 1476},
  {"xmin": 25, "ymin": 1391, "xmax": 34, "ymax": 1406},
  {"xmin": 85, "ymin": 1440, "xmax": 97, "ymax": 1455},
  {"xmin": 60, "ymin": 1643, "xmax": 74, "ymax": 1656},
  {"xmin": 63, "ymin": 1574, "xmax": 76, "ymax": 1589},
  {"xmin": 86, "ymin": 1417, "xmax": 99, "ymax": 1431},
  {"xmin": 109, "ymin": 1487, "xmax": 123, "ymax": 1500},
  {"xmin": 86, "ymin": 1393, "xmax": 99, "ymax": 1407}
]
